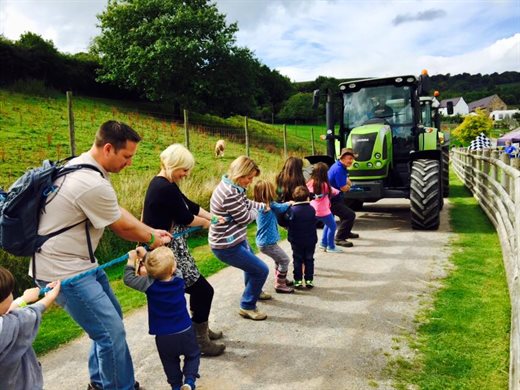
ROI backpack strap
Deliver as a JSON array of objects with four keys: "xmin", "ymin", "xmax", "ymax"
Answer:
[{"xmin": 32, "ymin": 165, "xmax": 104, "ymax": 281}]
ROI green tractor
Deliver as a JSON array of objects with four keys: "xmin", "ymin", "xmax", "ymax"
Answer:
[{"xmin": 310, "ymin": 72, "xmax": 450, "ymax": 230}]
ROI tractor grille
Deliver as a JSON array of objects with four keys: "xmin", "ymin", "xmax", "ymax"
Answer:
[{"xmin": 352, "ymin": 133, "xmax": 377, "ymax": 161}]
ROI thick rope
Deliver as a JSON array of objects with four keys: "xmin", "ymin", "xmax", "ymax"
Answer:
[{"xmin": 39, "ymin": 226, "xmax": 202, "ymax": 294}]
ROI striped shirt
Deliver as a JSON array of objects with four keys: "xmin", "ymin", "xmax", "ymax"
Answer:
[{"xmin": 209, "ymin": 175, "xmax": 264, "ymax": 249}]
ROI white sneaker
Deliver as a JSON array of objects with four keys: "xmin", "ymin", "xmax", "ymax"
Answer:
[
  {"xmin": 326, "ymin": 247, "xmax": 344, "ymax": 253},
  {"xmin": 318, "ymin": 243, "xmax": 327, "ymax": 251}
]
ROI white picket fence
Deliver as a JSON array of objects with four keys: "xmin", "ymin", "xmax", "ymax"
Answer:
[{"xmin": 452, "ymin": 148, "xmax": 520, "ymax": 389}]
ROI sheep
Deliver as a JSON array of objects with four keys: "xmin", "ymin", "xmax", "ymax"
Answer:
[{"xmin": 215, "ymin": 139, "xmax": 225, "ymax": 158}]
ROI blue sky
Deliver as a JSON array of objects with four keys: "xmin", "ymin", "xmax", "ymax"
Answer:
[{"xmin": 1, "ymin": 0, "xmax": 519, "ymax": 81}]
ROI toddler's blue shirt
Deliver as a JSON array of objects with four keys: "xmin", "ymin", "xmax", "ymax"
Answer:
[{"xmin": 255, "ymin": 201, "xmax": 290, "ymax": 247}]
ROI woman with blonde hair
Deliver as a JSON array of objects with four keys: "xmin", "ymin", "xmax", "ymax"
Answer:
[
  {"xmin": 209, "ymin": 156, "xmax": 270, "ymax": 320},
  {"xmin": 142, "ymin": 143, "xmax": 225, "ymax": 356}
]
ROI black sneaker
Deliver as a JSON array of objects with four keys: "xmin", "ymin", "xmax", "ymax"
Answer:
[
  {"xmin": 347, "ymin": 232, "xmax": 360, "ymax": 239},
  {"xmin": 335, "ymin": 239, "xmax": 354, "ymax": 247}
]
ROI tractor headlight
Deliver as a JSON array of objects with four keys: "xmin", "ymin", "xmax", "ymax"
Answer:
[
  {"xmin": 367, "ymin": 162, "xmax": 373, "ymax": 168},
  {"xmin": 375, "ymin": 161, "xmax": 382, "ymax": 167},
  {"xmin": 353, "ymin": 163, "xmax": 359, "ymax": 168},
  {"xmin": 375, "ymin": 152, "xmax": 381, "ymax": 159}
]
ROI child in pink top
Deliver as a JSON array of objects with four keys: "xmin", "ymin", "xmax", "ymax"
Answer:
[{"xmin": 307, "ymin": 162, "xmax": 343, "ymax": 253}]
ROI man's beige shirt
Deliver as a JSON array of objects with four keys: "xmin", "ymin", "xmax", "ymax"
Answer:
[{"xmin": 33, "ymin": 153, "xmax": 122, "ymax": 281}]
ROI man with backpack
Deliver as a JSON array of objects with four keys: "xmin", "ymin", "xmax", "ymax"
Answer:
[{"xmin": 32, "ymin": 121, "xmax": 171, "ymax": 390}]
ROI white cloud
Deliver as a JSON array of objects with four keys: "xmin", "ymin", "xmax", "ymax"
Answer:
[{"xmin": 0, "ymin": 0, "xmax": 518, "ymax": 79}]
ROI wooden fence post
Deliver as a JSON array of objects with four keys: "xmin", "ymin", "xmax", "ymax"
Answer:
[
  {"xmin": 500, "ymin": 152, "xmax": 511, "ymax": 195},
  {"xmin": 311, "ymin": 127, "xmax": 316, "ymax": 155},
  {"xmin": 283, "ymin": 124, "xmax": 287, "ymax": 159},
  {"xmin": 66, "ymin": 91, "xmax": 76, "ymax": 156},
  {"xmin": 244, "ymin": 116, "xmax": 250, "ymax": 157},
  {"xmin": 183, "ymin": 109, "xmax": 190, "ymax": 150}
]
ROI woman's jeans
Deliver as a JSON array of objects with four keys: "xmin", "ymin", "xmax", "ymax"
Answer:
[
  {"xmin": 37, "ymin": 269, "xmax": 135, "ymax": 390},
  {"xmin": 317, "ymin": 213, "xmax": 337, "ymax": 249},
  {"xmin": 212, "ymin": 240, "xmax": 269, "ymax": 310}
]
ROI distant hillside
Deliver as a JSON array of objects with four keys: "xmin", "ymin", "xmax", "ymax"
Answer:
[{"xmin": 293, "ymin": 71, "xmax": 520, "ymax": 107}]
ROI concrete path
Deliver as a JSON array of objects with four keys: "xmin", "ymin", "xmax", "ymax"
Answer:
[{"xmin": 40, "ymin": 199, "xmax": 452, "ymax": 390}]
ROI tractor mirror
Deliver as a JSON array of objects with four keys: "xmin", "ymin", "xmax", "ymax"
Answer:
[
  {"xmin": 312, "ymin": 89, "xmax": 320, "ymax": 110},
  {"xmin": 447, "ymin": 101, "xmax": 454, "ymax": 115}
]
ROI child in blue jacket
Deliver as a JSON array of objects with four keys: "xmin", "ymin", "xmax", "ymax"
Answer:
[
  {"xmin": 287, "ymin": 186, "xmax": 318, "ymax": 289},
  {"xmin": 124, "ymin": 246, "xmax": 200, "ymax": 390},
  {"xmin": 253, "ymin": 180, "xmax": 294, "ymax": 293}
]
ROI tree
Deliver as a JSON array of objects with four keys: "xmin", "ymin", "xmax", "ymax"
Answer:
[
  {"xmin": 452, "ymin": 109, "xmax": 493, "ymax": 144},
  {"xmin": 277, "ymin": 92, "xmax": 316, "ymax": 123},
  {"xmin": 93, "ymin": 0, "xmax": 243, "ymax": 112}
]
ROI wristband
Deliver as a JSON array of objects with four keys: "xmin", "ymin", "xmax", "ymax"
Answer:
[
  {"xmin": 211, "ymin": 215, "xmax": 219, "ymax": 224},
  {"xmin": 14, "ymin": 297, "xmax": 27, "ymax": 308},
  {"xmin": 147, "ymin": 232, "xmax": 155, "ymax": 246}
]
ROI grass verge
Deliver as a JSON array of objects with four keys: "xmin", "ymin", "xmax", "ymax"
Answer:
[{"xmin": 388, "ymin": 170, "xmax": 510, "ymax": 389}]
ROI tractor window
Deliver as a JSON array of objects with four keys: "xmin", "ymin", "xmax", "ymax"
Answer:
[{"xmin": 343, "ymin": 85, "xmax": 413, "ymax": 129}]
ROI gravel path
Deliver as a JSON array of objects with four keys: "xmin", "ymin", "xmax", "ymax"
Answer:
[{"xmin": 40, "ymin": 199, "xmax": 452, "ymax": 389}]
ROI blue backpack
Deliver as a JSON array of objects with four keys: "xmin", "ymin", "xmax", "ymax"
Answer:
[{"xmin": 0, "ymin": 158, "xmax": 102, "ymax": 261}]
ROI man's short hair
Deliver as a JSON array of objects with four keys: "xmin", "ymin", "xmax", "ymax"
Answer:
[
  {"xmin": 144, "ymin": 247, "xmax": 176, "ymax": 280},
  {"xmin": 292, "ymin": 185, "xmax": 310, "ymax": 202},
  {"xmin": 0, "ymin": 266, "xmax": 15, "ymax": 302},
  {"xmin": 95, "ymin": 120, "xmax": 142, "ymax": 151}
]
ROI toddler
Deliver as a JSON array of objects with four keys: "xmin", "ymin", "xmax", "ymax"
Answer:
[
  {"xmin": 253, "ymin": 180, "xmax": 294, "ymax": 293},
  {"xmin": 0, "ymin": 266, "xmax": 60, "ymax": 390},
  {"xmin": 124, "ymin": 246, "xmax": 200, "ymax": 390},
  {"xmin": 287, "ymin": 186, "xmax": 318, "ymax": 289},
  {"xmin": 307, "ymin": 162, "xmax": 343, "ymax": 253}
]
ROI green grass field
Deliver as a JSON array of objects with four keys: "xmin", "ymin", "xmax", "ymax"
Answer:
[{"xmin": 388, "ymin": 170, "xmax": 510, "ymax": 389}]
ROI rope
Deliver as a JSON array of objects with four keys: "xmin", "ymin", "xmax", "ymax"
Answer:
[{"xmin": 39, "ymin": 226, "xmax": 202, "ymax": 294}]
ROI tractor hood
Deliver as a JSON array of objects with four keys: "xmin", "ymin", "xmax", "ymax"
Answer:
[{"xmin": 349, "ymin": 123, "xmax": 391, "ymax": 162}]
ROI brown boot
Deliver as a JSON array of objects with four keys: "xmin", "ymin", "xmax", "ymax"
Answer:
[
  {"xmin": 193, "ymin": 321, "xmax": 225, "ymax": 356},
  {"xmin": 275, "ymin": 270, "xmax": 294, "ymax": 294},
  {"xmin": 208, "ymin": 326, "xmax": 223, "ymax": 340}
]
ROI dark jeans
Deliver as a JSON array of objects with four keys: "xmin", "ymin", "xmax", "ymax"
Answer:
[
  {"xmin": 155, "ymin": 326, "xmax": 200, "ymax": 388},
  {"xmin": 291, "ymin": 243, "xmax": 316, "ymax": 281},
  {"xmin": 330, "ymin": 198, "xmax": 356, "ymax": 241},
  {"xmin": 186, "ymin": 275, "xmax": 214, "ymax": 324}
]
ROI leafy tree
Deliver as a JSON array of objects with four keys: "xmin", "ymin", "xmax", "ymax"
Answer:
[
  {"xmin": 16, "ymin": 32, "xmax": 59, "ymax": 55},
  {"xmin": 93, "ymin": 0, "xmax": 245, "ymax": 112},
  {"xmin": 452, "ymin": 108, "xmax": 493, "ymax": 144},
  {"xmin": 277, "ymin": 92, "xmax": 316, "ymax": 123}
]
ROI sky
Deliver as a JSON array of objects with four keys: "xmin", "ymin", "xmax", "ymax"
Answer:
[{"xmin": 0, "ymin": 0, "xmax": 519, "ymax": 82}]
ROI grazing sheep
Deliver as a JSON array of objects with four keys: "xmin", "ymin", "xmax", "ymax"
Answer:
[{"xmin": 215, "ymin": 139, "xmax": 225, "ymax": 158}]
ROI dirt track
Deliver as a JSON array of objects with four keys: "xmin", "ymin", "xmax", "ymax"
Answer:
[{"xmin": 40, "ymin": 199, "xmax": 452, "ymax": 390}]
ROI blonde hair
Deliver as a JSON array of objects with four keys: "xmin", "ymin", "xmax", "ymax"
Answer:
[
  {"xmin": 144, "ymin": 246, "xmax": 176, "ymax": 280},
  {"xmin": 160, "ymin": 144, "xmax": 195, "ymax": 180},
  {"xmin": 253, "ymin": 180, "xmax": 276, "ymax": 203},
  {"xmin": 227, "ymin": 156, "xmax": 260, "ymax": 182}
]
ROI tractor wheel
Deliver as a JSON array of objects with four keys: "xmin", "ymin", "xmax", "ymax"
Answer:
[
  {"xmin": 410, "ymin": 159, "xmax": 441, "ymax": 230},
  {"xmin": 442, "ymin": 146, "xmax": 450, "ymax": 198}
]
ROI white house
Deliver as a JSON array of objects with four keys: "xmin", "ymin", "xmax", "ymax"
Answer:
[
  {"xmin": 439, "ymin": 97, "xmax": 469, "ymax": 116},
  {"xmin": 490, "ymin": 109, "xmax": 520, "ymax": 121}
]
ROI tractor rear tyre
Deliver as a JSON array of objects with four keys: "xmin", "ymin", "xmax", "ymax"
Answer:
[
  {"xmin": 442, "ymin": 146, "xmax": 450, "ymax": 198},
  {"xmin": 410, "ymin": 159, "xmax": 441, "ymax": 230}
]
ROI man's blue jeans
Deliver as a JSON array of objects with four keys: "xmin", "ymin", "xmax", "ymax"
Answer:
[
  {"xmin": 212, "ymin": 240, "xmax": 269, "ymax": 310},
  {"xmin": 37, "ymin": 269, "xmax": 135, "ymax": 390}
]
